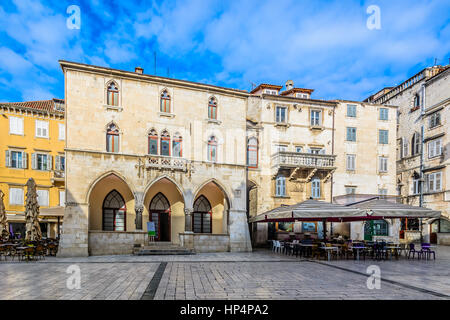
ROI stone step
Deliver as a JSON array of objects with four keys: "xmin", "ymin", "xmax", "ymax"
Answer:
[
  {"xmin": 135, "ymin": 249, "xmax": 194, "ymax": 255},
  {"xmin": 133, "ymin": 243, "xmax": 195, "ymax": 255}
]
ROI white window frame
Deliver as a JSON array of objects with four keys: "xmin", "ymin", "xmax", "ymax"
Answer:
[
  {"xmin": 9, "ymin": 188, "xmax": 24, "ymax": 205},
  {"xmin": 429, "ymin": 112, "xmax": 441, "ymax": 128},
  {"xmin": 412, "ymin": 178, "xmax": 421, "ymax": 195},
  {"xmin": 32, "ymin": 153, "xmax": 52, "ymax": 171},
  {"xmin": 275, "ymin": 176, "xmax": 286, "ymax": 197},
  {"xmin": 346, "ymin": 154, "xmax": 356, "ymax": 171},
  {"xmin": 428, "ymin": 139, "xmax": 442, "ymax": 158},
  {"xmin": 276, "ymin": 106, "xmax": 287, "ymax": 123},
  {"xmin": 379, "ymin": 130, "xmax": 389, "ymax": 144},
  {"xmin": 346, "ymin": 127, "xmax": 356, "ymax": 141},
  {"xmin": 5, "ymin": 150, "xmax": 27, "ymax": 169},
  {"xmin": 402, "ymin": 138, "xmax": 409, "ymax": 158},
  {"xmin": 58, "ymin": 123, "xmax": 65, "ymax": 140},
  {"xmin": 35, "ymin": 120, "xmax": 49, "ymax": 138},
  {"xmin": 379, "ymin": 157, "xmax": 388, "ymax": 173},
  {"xmin": 9, "ymin": 116, "xmax": 24, "ymax": 135},
  {"xmin": 427, "ymin": 172, "xmax": 442, "ymax": 192},
  {"xmin": 37, "ymin": 189, "xmax": 49, "ymax": 207},
  {"xmin": 346, "ymin": 187, "xmax": 357, "ymax": 195},
  {"xmin": 59, "ymin": 190, "xmax": 66, "ymax": 207},
  {"xmin": 310, "ymin": 109, "xmax": 322, "ymax": 126}
]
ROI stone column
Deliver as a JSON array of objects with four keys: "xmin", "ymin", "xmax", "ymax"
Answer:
[
  {"xmin": 184, "ymin": 208, "xmax": 193, "ymax": 233},
  {"xmin": 135, "ymin": 205, "xmax": 143, "ymax": 230},
  {"xmin": 57, "ymin": 203, "xmax": 89, "ymax": 257},
  {"xmin": 228, "ymin": 208, "xmax": 252, "ymax": 252},
  {"xmin": 134, "ymin": 191, "xmax": 144, "ymax": 230}
]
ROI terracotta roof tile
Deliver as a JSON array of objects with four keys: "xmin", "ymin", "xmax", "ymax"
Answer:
[{"xmin": 0, "ymin": 98, "xmax": 65, "ymax": 114}]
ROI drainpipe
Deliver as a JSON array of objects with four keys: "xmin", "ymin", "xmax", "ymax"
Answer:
[{"xmin": 419, "ymin": 84, "xmax": 426, "ymax": 242}]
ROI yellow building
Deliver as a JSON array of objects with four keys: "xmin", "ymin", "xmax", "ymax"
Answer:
[{"xmin": 0, "ymin": 99, "xmax": 65, "ymax": 239}]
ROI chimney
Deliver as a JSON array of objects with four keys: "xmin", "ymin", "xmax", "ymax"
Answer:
[
  {"xmin": 285, "ymin": 80, "xmax": 294, "ymax": 91},
  {"xmin": 135, "ymin": 67, "xmax": 144, "ymax": 74}
]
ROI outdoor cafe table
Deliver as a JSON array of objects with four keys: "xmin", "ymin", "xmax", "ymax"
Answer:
[
  {"xmin": 299, "ymin": 244, "xmax": 315, "ymax": 257},
  {"xmin": 352, "ymin": 246, "xmax": 366, "ymax": 261},
  {"xmin": 321, "ymin": 246, "xmax": 338, "ymax": 261},
  {"xmin": 385, "ymin": 245, "xmax": 401, "ymax": 260}
]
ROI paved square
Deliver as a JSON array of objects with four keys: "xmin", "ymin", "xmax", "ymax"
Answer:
[{"xmin": 0, "ymin": 247, "xmax": 448, "ymax": 300}]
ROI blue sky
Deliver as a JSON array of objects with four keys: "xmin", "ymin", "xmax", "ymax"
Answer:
[{"xmin": 1, "ymin": 0, "xmax": 450, "ymax": 102}]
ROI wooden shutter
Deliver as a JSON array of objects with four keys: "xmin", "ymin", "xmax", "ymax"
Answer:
[
  {"xmin": 31, "ymin": 153, "xmax": 37, "ymax": 169},
  {"xmin": 5, "ymin": 150, "xmax": 11, "ymax": 167},
  {"xmin": 47, "ymin": 155, "xmax": 52, "ymax": 170},
  {"xmin": 22, "ymin": 152, "xmax": 27, "ymax": 169}
]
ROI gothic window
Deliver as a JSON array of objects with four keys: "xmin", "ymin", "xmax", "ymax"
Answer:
[
  {"xmin": 247, "ymin": 137, "xmax": 258, "ymax": 168},
  {"xmin": 107, "ymin": 82, "xmax": 119, "ymax": 106},
  {"xmin": 148, "ymin": 129, "xmax": 158, "ymax": 155},
  {"xmin": 102, "ymin": 190, "xmax": 126, "ymax": 231},
  {"xmin": 208, "ymin": 97, "xmax": 217, "ymax": 120},
  {"xmin": 173, "ymin": 133, "xmax": 182, "ymax": 157},
  {"xmin": 193, "ymin": 195, "xmax": 212, "ymax": 233},
  {"xmin": 106, "ymin": 123, "xmax": 119, "ymax": 153},
  {"xmin": 160, "ymin": 130, "xmax": 170, "ymax": 156},
  {"xmin": 160, "ymin": 90, "xmax": 171, "ymax": 113}
]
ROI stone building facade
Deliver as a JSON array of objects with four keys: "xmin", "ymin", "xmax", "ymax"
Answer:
[
  {"xmin": 366, "ymin": 65, "xmax": 450, "ymax": 245},
  {"xmin": 58, "ymin": 61, "xmax": 251, "ymax": 256}
]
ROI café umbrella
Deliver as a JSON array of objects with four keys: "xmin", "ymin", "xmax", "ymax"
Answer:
[
  {"xmin": 25, "ymin": 178, "xmax": 42, "ymax": 242},
  {"xmin": 0, "ymin": 190, "xmax": 9, "ymax": 240}
]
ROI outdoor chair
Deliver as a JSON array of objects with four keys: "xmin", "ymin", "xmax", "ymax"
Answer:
[
  {"xmin": 340, "ymin": 243, "xmax": 353, "ymax": 259},
  {"xmin": 407, "ymin": 243, "xmax": 422, "ymax": 259},
  {"xmin": 420, "ymin": 243, "xmax": 436, "ymax": 260},
  {"xmin": 0, "ymin": 246, "xmax": 7, "ymax": 261},
  {"xmin": 373, "ymin": 242, "xmax": 388, "ymax": 261},
  {"xmin": 35, "ymin": 245, "xmax": 46, "ymax": 260},
  {"xmin": 273, "ymin": 241, "xmax": 284, "ymax": 253}
]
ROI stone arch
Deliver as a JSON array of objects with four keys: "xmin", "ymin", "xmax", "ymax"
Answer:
[
  {"xmin": 143, "ymin": 176, "xmax": 186, "ymax": 243},
  {"xmin": 193, "ymin": 178, "xmax": 232, "ymax": 209},
  {"xmin": 87, "ymin": 172, "xmax": 135, "ymax": 231},
  {"xmin": 85, "ymin": 170, "xmax": 136, "ymax": 204}
]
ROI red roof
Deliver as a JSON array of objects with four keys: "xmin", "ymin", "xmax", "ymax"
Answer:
[
  {"xmin": 0, "ymin": 98, "xmax": 65, "ymax": 114},
  {"xmin": 250, "ymin": 84, "xmax": 283, "ymax": 94}
]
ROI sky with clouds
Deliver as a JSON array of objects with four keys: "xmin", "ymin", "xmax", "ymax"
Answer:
[{"xmin": 0, "ymin": 0, "xmax": 450, "ymax": 102}]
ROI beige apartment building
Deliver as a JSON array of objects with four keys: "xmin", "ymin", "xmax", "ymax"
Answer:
[
  {"xmin": 246, "ymin": 83, "xmax": 398, "ymax": 244},
  {"xmin": 58, "ymin": 61, "xmax": 252, "ymax": 256},
  {"xmin": 366, "ymin": 65, "xmax": 450, "ymax": 245}
]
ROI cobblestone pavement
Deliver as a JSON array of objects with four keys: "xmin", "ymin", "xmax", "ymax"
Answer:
[{"xmin": 0, "ymin": 247, "xmax": 448, "ymax": 300}]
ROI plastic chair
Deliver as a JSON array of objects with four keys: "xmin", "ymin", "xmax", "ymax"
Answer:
[{"xmin": 407, "ymin": 243, "xmax": 422, "ymax": 259}]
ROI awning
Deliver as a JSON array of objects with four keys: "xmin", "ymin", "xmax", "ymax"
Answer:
[
  {"xmin": 346, "ymin": 198, "xmax": 441, "ymax": 219},
  {"xmin": 249, "ymin": 199, "xmax": 363, "ymax": 223},
  {"xmin": 39, "ymin": 206, "xmax": 65, "ymax": 218}
]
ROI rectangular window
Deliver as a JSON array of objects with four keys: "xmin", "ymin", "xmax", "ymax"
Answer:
[
  {"xmin": 402, "ymin": 139, "xmax": 409, "ymax": 158},
  {"xmin": 427, "ymin": 172, "xmax": 442, "ymax": 192},
  {"xmin": 309, "ymin": 148, "xmax": 322, "ymax": 154},
  {"xmin": 379, "ymin": 108, "xmax": 389, "ymax": 120},
  {"xmin": 58, "ymin": 123, "xmax": 65, "ymax": 140},
  {"xmin": 35, "ymin": 120, "xmax": 49, "ymax": 138},
  {"xmin": 346, "ymin": 187, "xmax": 357, "ymax": 195},
  {"xmin": 55, "ymin": 155, "xmax": 65, "ymax": 171},
  {"xmin": 379, "ymin": 157, "xmax": 388, "ymax": 172},
  {"xmin": 310, "ymin": 110, "xmax": 321, "ymax": 126},
  {"xmin": 207, "ymin": 144, "xmax": 217, "ymax": 162},
  {"xmin": 9, "ymin": 116, "xmax": 24, "ymax": 135},
  {"xmin": 311, "ymin": 179, "xmax": 321, "ymax": 198},
  {"xmin": 173, "ymin": 140, "xmax": 182, "ymax": 157},
  {"xmin": 378, "ymin": 189, "xmax": 388, "ymax": 196},
  {"xmin": 160, "ymin": 138, "xmax": 170, "ymax": 156},
  {"xmin": 148, "ymin": 136, "xmax": 158, "ymax": 155},
  {"xmin": 33, "ymin": 153, "xmax": 51, "ymax": 171},
  {"xmin": 277, "ymin": 145, "xmax": 287, "ymax": 152},
  {"xmin": 346, "ymin": 154, "xmax": 356, "ymax": 171},
  {"xmin": 106, "ymin": 134, "xmax": 119, "ymax": 153},
  {"xmin": 276, "ymin": 106, "xmax": 287, "ymax": 123},
  {"xmin": 59, "ymin": 190, "xmax": 65, "ymax": 207},
  {"xmin": 428, "ymin": 139, "xmax": 442, "ymax": 158},
  {"xmin": 8, "ymin": 151, "xmax": 27, "ymax": 169},
  {"xmin": 347, "ymin": 104, "xmax": 356, "ymax": 117},
  {"xmin": 412, "ymin": 179, "xmax": 421, "ymax": 195},
  {"xmin": 37, "ymin": 189, "xmax": 49, "ymax": 207},
  {"xmin": 346, "ymin": 127, "xmax": 356, "ymax": 141},
  {"xmin": 276, "ymin": 176, "xmax": 286, "ymax": 196},
  {"xmin": 379, "ymin": 130, "xmax": 389, "ymax": 144},
  {"xmin": 295, "ymin": 146, "xmax": 303, "ymax": 153},
  {"xmin": 9, "ymin": 188, "xmax": 23, "ymax": 205},
  {"xmin": 429, "ymin": 112, "xmax": 441, "ymax": 128}
]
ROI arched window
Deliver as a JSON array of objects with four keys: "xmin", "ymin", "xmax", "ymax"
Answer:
[
  {"xmin": 413, "ymin": 93, "xmax": 420, "ymax": 108},
  {"xmin": 411, "ymin": 132, "xmax": 421, "ymax": 155},
  {"xmin": 160, "ymin": 130, "xmax": 170, "ymax": 156},
  {"xmin": 208, "ymin": 97, "xmax": 217, "ymax": 120},
  {"xmin": 247, "ymin": 137, "xmax": 258, "ymax": 168},
  {"xmin": 172, "ymin": 133, "xmax": 182, "ymax": 157},
  {"xmin": 148, "ymin": 129, "xmax": 158, "ymax": 155},
  {"xmin": 107, "ymin": 82, "xmax": 119, "ymax": 106},
  {"xmin": 150, "ymin": 192, "xmax": 170, "ymax": 211},
  {"xmin": 106, "ymin": 123, "xmax": 119, "ymax": 153},
  {"xmin": 207, "ymin": 136, "xmax": 217, "ymax": 162},
  {"xmin": 193, "ymin": 195, "xmax": 212, "ymax": 233},
  {"xmin": 149, "ymin": 193, "xmax": 170, "ymax": 241},
  {"xmin": 102, "ymin": 190, "xmax": 126, "ymax": 231},
  {"xmin": 160, "ymin": 90, "xmax": 171, "ymax": 113}
]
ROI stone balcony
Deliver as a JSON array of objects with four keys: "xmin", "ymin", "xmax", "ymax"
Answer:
[
  {"xmin": 51, "ymin": 170, "xmax": 65, "ymax": 183},
  {"xmin": 271, "ymin": 151, "xmax": 336, "ymax": 181},
  {"xmin": 146, "ymin": 155, "xmax": 189, "ymax": 172}
]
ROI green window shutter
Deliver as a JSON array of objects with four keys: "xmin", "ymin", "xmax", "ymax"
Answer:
[
  {"xmin": 55, "ymin": 155, "xmax": 60, "ymax": 171},
  {"xmin": 31, "ymin": 153, "xmax": 37, "ymax": 170},
  {"xmin": 47, "ymin": 155, "xmax": 52, "ymax": 171}
]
